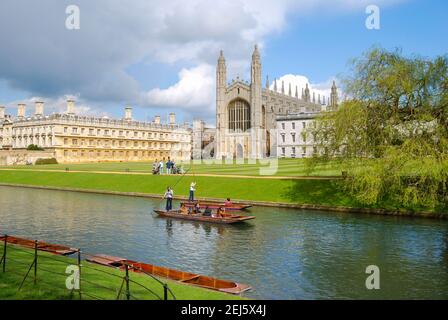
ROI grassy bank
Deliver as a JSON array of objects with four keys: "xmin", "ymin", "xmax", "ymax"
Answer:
[
  {"xmin": 0, "ymin": 169, "xmax": 355, "ymax": 206},
  {"xmin": 0, "ymin": 243, "xmax": 242, "ymax": 300}
]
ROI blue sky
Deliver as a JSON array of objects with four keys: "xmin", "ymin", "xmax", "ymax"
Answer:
[{"xmin": 0, "ymin": 0, "xmax": 446, "ymax": 123}]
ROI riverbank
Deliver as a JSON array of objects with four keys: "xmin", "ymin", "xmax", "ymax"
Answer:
[
  {"xmin": 0, "ymin": 170, "xmax": 446, "ymax": 219},
  {"xmin": 0, "ymin": 242, "xmax": 242, "ymax": 300}
]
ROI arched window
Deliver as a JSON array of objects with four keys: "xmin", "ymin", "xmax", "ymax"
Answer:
[{"xmin": 228, "ymin": 99, "xmax": 250, "ymax": 132}]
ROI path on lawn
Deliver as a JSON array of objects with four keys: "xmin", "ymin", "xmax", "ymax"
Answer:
[{"xmin": 0, "ymin": 168, "xmax": 341, "ymax": 180}]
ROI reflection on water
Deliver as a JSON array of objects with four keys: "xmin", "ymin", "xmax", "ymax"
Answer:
[{"xmin": 0, "ymin": 186, "xmax": 447, "ymax": 299}]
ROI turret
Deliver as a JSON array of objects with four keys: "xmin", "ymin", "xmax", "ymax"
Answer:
[
  {"xmin": 0, "ymin": 106, "xmax": 5, "ymax": 120},
  {"xmin": 250, "ymin": 44, "xmax": 263, "ymax": 158}
]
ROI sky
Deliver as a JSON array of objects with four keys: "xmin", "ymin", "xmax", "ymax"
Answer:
[{"xmin": 0, "ymin": 0, "xmax": 446, "ymax": 124}]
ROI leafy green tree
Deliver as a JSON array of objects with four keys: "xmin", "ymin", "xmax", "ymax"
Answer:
[{"xmin": 309, "ymin": 48, "xmax": 448, "ymax": 210}]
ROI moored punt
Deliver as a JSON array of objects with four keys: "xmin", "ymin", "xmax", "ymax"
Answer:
[
  {"xmin": 86, "ymin": 254, "xmax": 251, "ymax": 295},
  {"xmin": 181, "ymin": 201, "xmax": 252, "ymax": 211},
  {"xmin": 154, "ymin": 209, "xmax": 256, "ymax": 224},
  {"xmin": 0, "ymin": 235, "xmax": 78, "ymax": 256}
]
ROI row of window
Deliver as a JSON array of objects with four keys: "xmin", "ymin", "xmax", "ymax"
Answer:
[
  {"xmin": 62, "ymin": 149, "xmax": 170, "ymax": 158},
  {"xmin": 280, "ymin": 146, "xmax": 317, "ymax": 157},
  {"xmin": 280, "ymin": 133, "xmax": 317, "ymax": 144},
  {"xmin": 63, "ymin": 138, "xmax": 180, "ymax": 149},
  {"xmin": 280, "ymin": 121, "xmax": 316, "ymax": 130},
  {"xmin": 62, "ymin": 126, "xmax": 187, "ymax": 141}
]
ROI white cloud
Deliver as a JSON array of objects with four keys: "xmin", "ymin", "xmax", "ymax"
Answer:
[
  {"xmin": 0, "ymin": 0, "xmax": 405, "ymax": 118},
  {"xmin": 143, "ymin": 64, "xmax": 215, "ymax": 115},
  {"xmin": 271, "ymin": 74, "xmax": 340, "ymax": 103}
]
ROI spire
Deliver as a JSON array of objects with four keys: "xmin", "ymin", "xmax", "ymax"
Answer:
[
  {"xmin": 312, "ymin": 92, "xmax": 315, "ymax": 103},
  {"xmin": 266, "ymin": 75, "xmax": 270, "ymax": 89},
  {"xmin": 251, "ymin": 44, "xmax": 261, "ymax": 89},
  {"xmin": 274, "ymin": 79, "xmax": 277, "ymax": 92},
  {"xmin": 295, "ymin": 86, "xmax": 298, "ymax": 98},
  {"xmin": 288, "ymin": 83, "xmax": 292, "ymax": 96},
  {"xmin": 281, "ymin": 81, "xmax": 285, "ymax": 94},
  {"xmin": 252, "ymin": 44, "xmax": 260, "ymax": 61},
  {"xmin": 301, "ymin": 88, "xmax": 304, "ymax": 99},
  {"xmin": 305, "ymin": 83, "xmax": 310, "ymax": 102},
  {"xmin": 323, "ymin": 96, "xmax": 326, "ymax": 105},
  {"xmin": 330, "ymin": 80, "xmax": 338, "ymax": 109},
  {"xmin": 217, "ymin": 49, "xmax": 227, "ymax": 88},
  {"xmin": 318, "ymin": 94, "xmax": 321, "ymax": 104}
]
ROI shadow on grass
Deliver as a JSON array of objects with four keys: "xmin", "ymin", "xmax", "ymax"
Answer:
[{"xmin": 281, "ymin": 179, "xmax": 359, "ymax": 207}]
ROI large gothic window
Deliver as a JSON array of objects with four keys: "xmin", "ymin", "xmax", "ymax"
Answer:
[{"xmin": 228, "ymin": 99, "xmax": 250, "ymax": 132}]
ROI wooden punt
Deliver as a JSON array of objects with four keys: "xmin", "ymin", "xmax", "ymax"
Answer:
[
  {"xmin": 181, "ymin": 201, "xmax": 252, "ymax": 211},
  {"xmin": 154, "ymin": 210, "xmax": 255, "ymax": 224},
  {"xmin": 0, "ymin": 235, "xmax": 78, "ymax": 256},
  {"xmin": 86, "ymin": 254, "xmax": 251, "ymax": 295}
]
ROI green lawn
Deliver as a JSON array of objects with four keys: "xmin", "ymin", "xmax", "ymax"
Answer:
[
  {"xmin": 0, "ymin": 243, "xmax": 243, "ymax": 300},
  {"xmin": 0, "ymin": 164, "xmax": 445, "ymax": 214},
  {"xmin": 0, "ymin": 170, "xmax": 354, "ymax": 207},
  {"xmin": 0, "ymin": 158, "xmax": 343, "ymax": 177}
]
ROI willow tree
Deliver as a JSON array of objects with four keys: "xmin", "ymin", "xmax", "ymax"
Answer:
[{"xmin": 309, "ymin": 48, "xmax": 448, "ymax": 210}]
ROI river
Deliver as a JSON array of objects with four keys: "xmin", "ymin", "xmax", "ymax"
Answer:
[{"xmin": 0, "ymin": 185, "xmax": 447, "ymax": 299}]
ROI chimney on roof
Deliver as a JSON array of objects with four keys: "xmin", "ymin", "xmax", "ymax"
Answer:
[
  {"xmin": 169, "ymin": 113, "xmax": 176, "ymax": 125},
  {"xmin": 154, "ymin": 115, "xmax": 161, "ymax": 124},
  {"xmin": 17, "ymin": 103, "xmax": 26, "ymax": 119},
  {"xmin": 35, "ymin": 101, "xmax": 44, "ymax": 117},
  {"xmin": 124, "ymin": 106, "xmax": 132, "ymax": 121},
  {"xmin": 66, "ymin": 99, "xmax": 75, "ymax": 115}
]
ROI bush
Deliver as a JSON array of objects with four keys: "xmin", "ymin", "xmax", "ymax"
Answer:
[
  {"xmin": 35, "ymin": 158, "xmax": 58, "ymax": 165},
  {"xmin": 27, "ymin": 144, "xmax": 44, "ymax": 151}
]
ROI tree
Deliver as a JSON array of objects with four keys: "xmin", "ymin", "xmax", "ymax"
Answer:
[
  {"xmin": 27, "ymin": 144, "xmax": 44, "ymax": 151},
  {"xmin": 309, "ymin": 48, "xmax": 448, "ymax": 210}
]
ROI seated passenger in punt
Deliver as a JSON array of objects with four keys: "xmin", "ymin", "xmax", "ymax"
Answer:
[
  {"xmin": 203, "ymin": 206, "xmax": 212, "ymax": 217},
  {"xmin": 192, "ymin": 202, "xmax": 202, "ymax": 214},
  {"xmin": 216, "ymin": 207, "xmax": 226, "ymax": 218},
  {"xmin": 179, "ymin": 203, "xmax": 188, "ymax": 215},
  {"xmin": 224, "ymin": 198, "xmax": 233, "ymax": 206}
]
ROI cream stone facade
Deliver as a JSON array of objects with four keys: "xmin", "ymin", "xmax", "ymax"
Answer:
[
  {"xmin": 215, "ymin": 45, "xmax": 338, "ymax": 159},
  {"xmin": 0, "ymin": 101, "xmax": 192, "ymax": 163}
]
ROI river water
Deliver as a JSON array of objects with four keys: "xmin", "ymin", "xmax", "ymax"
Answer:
[{"xmin": 0, "ymin": 185, "xmax": 447, "ymax": 299}]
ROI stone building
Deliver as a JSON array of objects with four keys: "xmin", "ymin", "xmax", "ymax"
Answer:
[
  {"xmin": 276, "ymin": 112, "xmax": 319, "ymax": 158},
  {"xmin": 192, "ymin": 119, "xmax": 216, "ymax": 159},
  {"xmin": 215, "ymin": 45, "xmax": 338, "ymax": 159},
  {"xmin": 0, "ymin": 100, "xmax": 192, "ymax": 163}
]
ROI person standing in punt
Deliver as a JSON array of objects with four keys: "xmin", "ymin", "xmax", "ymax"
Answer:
[
  {"xmin": 189, "ymin": 181, "xmax": 196, "ymax": 202},
  {"xmin": 163, "ymin": 186, "xmax": 173, "ymax": 211}
]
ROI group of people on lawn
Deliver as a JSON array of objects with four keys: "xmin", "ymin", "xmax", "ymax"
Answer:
[
  {"xmin": 163, "ymin": 182, "xmax": 233, "ymax": 218},
  {"xmin": 152, "ymin": 157, "xmax": 183, "ymax": 175}
]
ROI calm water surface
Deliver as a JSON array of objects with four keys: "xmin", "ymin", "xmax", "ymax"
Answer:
[{"xmin": 0, "ymin": 186, "xmax": 447, "ymax": 299}]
